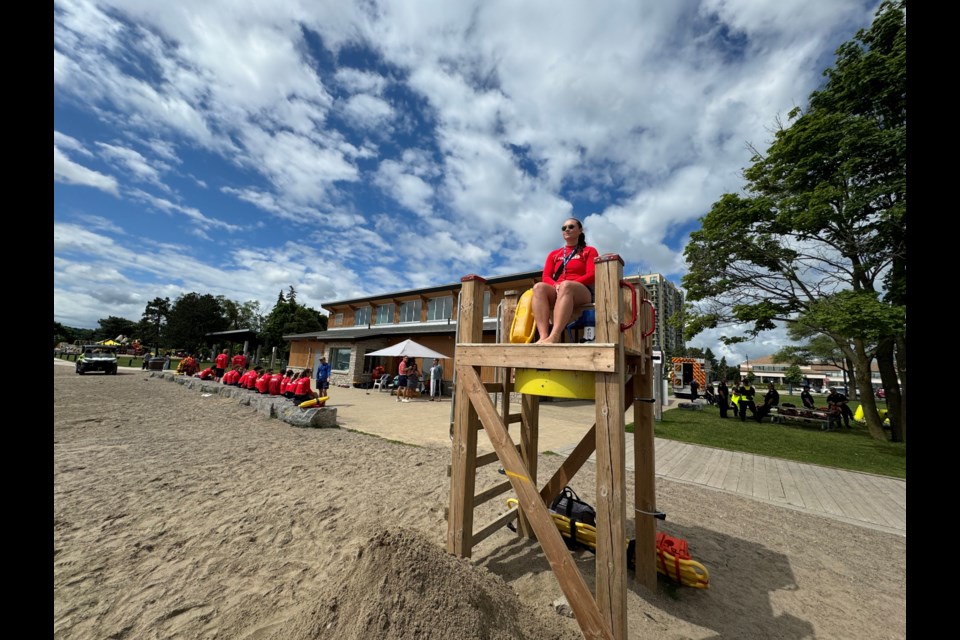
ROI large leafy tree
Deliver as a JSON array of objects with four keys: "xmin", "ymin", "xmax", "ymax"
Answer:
[
  {"xmin": 682, "ymin": 1, "xmax": 906, "ymax": 442},
  {"xmin": 164, "ymin": 293, "xmax": 229, "ymax": 354},
  {"xmin": 260, "ymin": 287, "xmax": 325, "ymax": 361},
  {"xmin": 97, "ymin": 316, "xmax": 138, "ymax": 343},
  {"xmin": 138, "ymin": 297, "xmax": 171, "ymax": 355}
]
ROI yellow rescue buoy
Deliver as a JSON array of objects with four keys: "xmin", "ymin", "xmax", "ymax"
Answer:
[
  {"xmin": 509, "ymin": 289, "xmax": 536, "ymax": 343},
  {"xmin": 514, "ymin": 368, "xmax": 595, "ymax": 399},
  {"xmin": 299, "ymin": 396, "xmax": 329, "ymax": 408}
]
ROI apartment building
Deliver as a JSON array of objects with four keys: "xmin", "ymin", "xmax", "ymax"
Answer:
[{"xmin": 635, "ymin": 274, "xmax": 684, "ymax": 353}]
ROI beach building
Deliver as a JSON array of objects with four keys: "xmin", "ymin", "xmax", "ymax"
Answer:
[{"xmin": 284, "ymin": 271, "xmax": 677, "ymax": 392}]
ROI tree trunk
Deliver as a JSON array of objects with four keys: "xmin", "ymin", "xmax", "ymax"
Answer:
[
  {"xmin": 877, "ymin": 338, "xmax": 907, "ymax": 442},
  {"xmin": 843, "ymin": 340, "xmax": 887, "ymax": 441}
]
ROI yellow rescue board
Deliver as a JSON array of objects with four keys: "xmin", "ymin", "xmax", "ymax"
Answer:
[{"xmin": 299, "ymin": 396, "xmax": 330, "ymax": 408}]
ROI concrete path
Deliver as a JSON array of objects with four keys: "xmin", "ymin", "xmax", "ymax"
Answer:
[
  {"xmin": 300, "ymin": 380, "xmax": 905, "ymax": 538},
  {"xmin": 56, "ymin": 359, "xmax": 906, "ymax": 537}
]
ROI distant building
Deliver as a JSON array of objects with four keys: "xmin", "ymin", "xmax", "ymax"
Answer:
[
  {"xmin": 738, "ymin": 354, "xmax": 887, "ymax": 393},
  {"xmin": 635, "ymin": 274, "xmax": 684, "ymax": 353}
]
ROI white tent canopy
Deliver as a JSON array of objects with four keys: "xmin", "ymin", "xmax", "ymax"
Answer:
[{"xmin": 364, "ymin": 339, "xmax": 450, "ymax": 360}]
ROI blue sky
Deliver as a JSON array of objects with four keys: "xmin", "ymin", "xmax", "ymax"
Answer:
[{"xmin": 54, "ymin": 0, "xmax": 879, "ymax": 364}]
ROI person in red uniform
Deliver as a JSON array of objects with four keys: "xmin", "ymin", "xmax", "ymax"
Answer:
[
  {"xmin": 268, "ymin": 371, "xmax": 283, "ymax": 395},
  {"xmin": 240, "ymin": 366, "xmax": 261, "ymax": 390},
  {"xmin": 255, "ymin": 369, "xmax": 273, "ymax": 394},
  {"xmin": 222, "ymin": 366, "xmax": 242, "ymax": 386},
  {"xmin": 196, "ymin": 365, "xmax": 216, "ymax": 380},
  {"xmin": 282, "ymin": 370, "xmax": 299, "ymax": 398},
  {"xmin": 292, "ymin": 368, "xmax": 318, "ymax": 404},
  {"xmin": 231, "ymin": 352, "xmax": 248, "ymax": 371},
  {"xmin": 215, "ymin": 349, "xmax": 230, "ymax": 381},
  {"xmin": 531, "ymin": 217, "xmax": 599, "ymax": 343}
]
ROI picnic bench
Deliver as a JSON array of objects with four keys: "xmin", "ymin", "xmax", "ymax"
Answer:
[{"xmin": 771, "ymin": 406, "xmax": 837, "ymax": 430}]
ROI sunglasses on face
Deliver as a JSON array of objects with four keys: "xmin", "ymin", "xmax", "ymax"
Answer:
[{"xmin": 561, "ymin": 224, "xmax": 578, "ymax": 231}]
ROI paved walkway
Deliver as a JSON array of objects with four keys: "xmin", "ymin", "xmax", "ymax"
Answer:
[
  {"xmin": 56, "ymin": 359, "xmax": 906, "ymax": 537},
  {"xmin": 302, "ymin": 380, "xmax": 905, "ymax": 537}
]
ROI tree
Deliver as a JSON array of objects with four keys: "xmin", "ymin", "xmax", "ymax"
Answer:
[
  {"xmin": 239, "ymin": 300, "xmax": 264, "ymax": 332},
  {"xmin": 139, "ymin": 297, "xmax": 171, "ymax": 355},
  {"xmin": 783, "ymin": 365, "xmax": 804, "ymax": 394},
  {"xmin": 97, "ymin": 316, "xmax": 138, "ymax": 343},
  {"xmin": 260, "ymin": 287, "xmax": 325, "ymax": 361},
  {"xmin": 164, "ymin": 293, "xmax": 229, "ymax": 354},
  {"xmin": 682, "ymin": 1, "xmax": 906, "ymax": 442},
  {"xmin": 54, "ymin": 321, "xmax": 77, "ymax": 347},
  {"xmin": 715, "ymin": 356, "xmax": 733, "ymax": 383}
]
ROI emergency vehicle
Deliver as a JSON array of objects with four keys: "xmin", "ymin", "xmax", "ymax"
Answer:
[{"xmin": 671, "ymin": 357, "xmax": 710, "ymax": 399}]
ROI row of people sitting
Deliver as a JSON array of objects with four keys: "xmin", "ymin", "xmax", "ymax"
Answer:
[{"xmin": 194, "ymin": 365, "xmax": 319, "ymax": 404}]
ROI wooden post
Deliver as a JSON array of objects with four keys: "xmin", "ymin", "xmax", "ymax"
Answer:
[
  {"xmin": 448, "ymin": 275, "xmax": 485, "ymax": 558},
  {"xmin": 592, "ymin": 255, "xmax": 628, "ymax": 640}
]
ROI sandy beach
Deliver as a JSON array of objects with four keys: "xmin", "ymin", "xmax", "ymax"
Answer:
[{"xmin": 54, "ymin": 365, "xmax": 906, "ymax": 639}]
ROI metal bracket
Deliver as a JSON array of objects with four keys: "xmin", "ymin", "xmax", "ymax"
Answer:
[{"xmin": 634, "ymin": 397, "xmax": 656, "ymax": 404}]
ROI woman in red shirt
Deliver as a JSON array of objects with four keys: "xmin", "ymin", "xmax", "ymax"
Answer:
[{"xmin": 531, "ymin": 217, "xmax": 599, "ymax": 343}]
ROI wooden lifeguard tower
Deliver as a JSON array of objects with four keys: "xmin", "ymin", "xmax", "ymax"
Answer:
[{"xmin": 447, "ymin": 254, "xmax": 658, "ymax": 640}]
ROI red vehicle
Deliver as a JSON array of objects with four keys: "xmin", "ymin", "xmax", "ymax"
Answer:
[{"xmin": 875, "ymin": 387, "xmax": 886, "ymax": 399}]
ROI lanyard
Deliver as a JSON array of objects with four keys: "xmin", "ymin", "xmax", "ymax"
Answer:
[{"xmin": 554, "ymin": 246, "xmax": 578, "ymax": 280}]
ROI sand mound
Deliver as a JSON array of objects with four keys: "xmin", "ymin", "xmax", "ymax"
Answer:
[{"xmin": 284, "ymin": 527, "xmax": 577, "ymax": 640}]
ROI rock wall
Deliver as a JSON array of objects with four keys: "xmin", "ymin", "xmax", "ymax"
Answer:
[{"xmin": 152, "ymin": 372, "xmax": 338, "ymax": 428}]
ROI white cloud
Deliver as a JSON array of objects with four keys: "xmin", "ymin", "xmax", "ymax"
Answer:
[{"xmin": 54, "ymin": 146, "xmax": 120, "ymax": 195}]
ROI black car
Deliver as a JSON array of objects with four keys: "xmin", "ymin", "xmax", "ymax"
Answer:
[{"xmin": 76, "ymin": 346, "xmax": 119, "ymax": 375}]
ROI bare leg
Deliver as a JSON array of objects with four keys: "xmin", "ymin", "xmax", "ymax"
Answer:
[
  {"xmin": 542, "ymin": 281, "xmax": 592, "ymax": 343},
  {"xmin": 532, "ymin": 282, "xmax": 557, "ymax": 343}
]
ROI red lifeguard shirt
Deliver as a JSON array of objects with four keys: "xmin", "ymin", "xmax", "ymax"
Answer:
[
  {"xmin": 216, "ymin": 353, "xmax": 229, "ymax": 369},
  {"xmin": 268, "ymin": 375, "xmax": 282, "ymax": 395},
  {"xmin": 279, "ymin": 375, "xmax": 291, "ymax": 394},
  {"xmin": 198, "ymin": 367, "xmax": 215, "ymax": 380},
  {"xmin": 541, "ymin": 245, "xmax": 599, "ymax": 287},
  {"xmin": 255, "ymin": 373, "xmax": 271, "ymax": 394},
  {"xmin": 240, "ymin": 370, "xmax": 259, "ymax": 389},
  {"xmin": 222, "ymin": 369, "xmax": 241, "ymax": 385},
  {"xmin": 231, "ymin": 354, "xmax": 247, "ymax": 369},
  {"xmin": 294, "ymin": 376, "xmax": 313, "ymax": 396}
]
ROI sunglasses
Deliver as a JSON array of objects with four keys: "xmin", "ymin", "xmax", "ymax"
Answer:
[{"xmin": 561, "ymin": 224, "xmax": 578, "ymax": 231}]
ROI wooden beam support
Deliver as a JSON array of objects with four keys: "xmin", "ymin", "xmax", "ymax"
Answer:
[
  {"xmin": 456, "ymin": 343, "xmax": 619, "ymax": 372},
  {"xmin": 460, "ymin": 365, "xmax": 613, "ymax": 640}
]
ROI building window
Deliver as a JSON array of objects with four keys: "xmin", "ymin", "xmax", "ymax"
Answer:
[
  {"xmin": 399, "ymin": 300, "xmax": 421, "ymax": 323},
  {"xmin": 375, "ymin": 304, "xmax": 394, "ymax": 324},
  {"xmin": 330, "ymin": 347, "xmax": 351, "ymax": 371},
  {"xmin": 427, "ymin": 296, "xmax": 452, "ymax": 321},
  {"xmin": 334, "ymin": 313, "xmax": 343, "ymax": 327},
  {"xmin": 355, "ymin": 306, "xmax": 371, "ymax": 326},
  {"xmin": 483, "ymin": 291, "xmax": 493, "ymax": 317}
]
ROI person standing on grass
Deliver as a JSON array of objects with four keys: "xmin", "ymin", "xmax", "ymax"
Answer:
[
  {"xmin": 215, "ymin": 349, "xmax": 229, "ymax": 382},
  {"xmin": 737, "ymin": 381, "xmax": 757, "ymax": 422},
  {"xmin": 717, "ymin": 380, "xmax": 730, "ymax": 418},
  {"xmin": 690, "ymin": 378, "xmax": 699, "ymax": 402}
]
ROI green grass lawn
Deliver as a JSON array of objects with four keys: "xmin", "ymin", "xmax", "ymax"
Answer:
[{"xmin": 627, "ymin": 394, "xmax": 905, "ymax": 479}]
